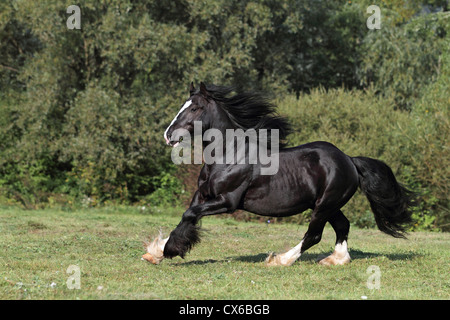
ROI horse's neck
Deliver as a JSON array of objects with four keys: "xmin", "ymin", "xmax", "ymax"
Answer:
[
  {"xmin": 210, "ymin": 107, "xmax": 234, "ymax": 133},
  {"xmin": 203, "ymin": 104, "xmax": 255, "ymax": 161}
]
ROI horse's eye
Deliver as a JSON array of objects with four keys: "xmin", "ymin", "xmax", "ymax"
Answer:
[{"xmin": 191, "ymin": 108, "xmax": 197, "ymax": 112}]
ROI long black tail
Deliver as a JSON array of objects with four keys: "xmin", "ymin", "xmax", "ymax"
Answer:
[{"xmin": 351, "ymin": 157, "xmax": 415, "ymax": 238}]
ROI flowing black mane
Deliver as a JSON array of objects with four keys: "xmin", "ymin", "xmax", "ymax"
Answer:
[{"xmin": 201, "ymin": 84, "xmax": 292, "ymax": 147}]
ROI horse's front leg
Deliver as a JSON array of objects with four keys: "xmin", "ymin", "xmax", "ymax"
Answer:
[{"xmin": 143, "ymin": 195, "xmax": 232, "ymax": 263}]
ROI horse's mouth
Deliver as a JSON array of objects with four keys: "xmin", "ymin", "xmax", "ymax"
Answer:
[{"xmin": 168, "ymin": 136, "xmax": 183, "ymax": 147}]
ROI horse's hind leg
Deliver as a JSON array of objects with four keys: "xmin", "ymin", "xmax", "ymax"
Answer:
[
  {"xmin": 265, "ymin": 209, "xmax": 328, "ymax": 266},
  {"xmin": 318, "ymin": 210, "xmax": 351, "ymax": 265}
]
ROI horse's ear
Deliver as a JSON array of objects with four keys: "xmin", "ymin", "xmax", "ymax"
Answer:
[
  {"xmin": 200, "ymin": 82, "xmax": 208, "ymax": 96},
  {"xmin": 189, "ymin": 82, "xmax": 196, "ymax": 96}
]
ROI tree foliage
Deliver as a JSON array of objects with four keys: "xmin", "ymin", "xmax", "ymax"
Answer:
[
  {"xmin": 0, "ymin": 1, "xmax": 448, "ymax": 230},
  {"xmin": 359, "ymin": 11, "xmax": 448, "ymax": 109}
]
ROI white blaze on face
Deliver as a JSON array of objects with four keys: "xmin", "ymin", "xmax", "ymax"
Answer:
[{"xmin": 164, "ymin": 100, "xmax": 192, "ymax": 145}]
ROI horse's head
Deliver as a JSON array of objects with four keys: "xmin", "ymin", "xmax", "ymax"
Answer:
[{"xmin": 164, "ymin": 82, "xmax": 216, "ymax": 147}]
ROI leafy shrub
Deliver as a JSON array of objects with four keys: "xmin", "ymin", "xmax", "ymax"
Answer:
[
  {"xmin": 277, "ymin": 86, "xmax": 447, "ymax": 231},
  {"xmin": 394, "ymin": 44, "xmax": 450, "ymax": 230},
  {"xmin": 359, "ymin": 12, "xmax": 449, "ymax": 110},
  {"xmin": 0, "ymin": 0, "xmax": 447, "ymax": 233},
  {"xmin": 144, "ymin": 170, "xmax": 185, "ymax": 207}
]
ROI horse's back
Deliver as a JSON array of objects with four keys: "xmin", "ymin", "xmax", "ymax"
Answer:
[
  {"xmin": 242, "ymin": 141, "xmax": 359, "ymax": 216},
  {"xmin": 288, "ymin": 141, "xmax": 359, "ymax": 208}
]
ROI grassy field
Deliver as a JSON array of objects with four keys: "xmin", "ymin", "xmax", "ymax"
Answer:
[{"xmin": 0, "ymin": 206, "xmax": 448, "ymax": 300}]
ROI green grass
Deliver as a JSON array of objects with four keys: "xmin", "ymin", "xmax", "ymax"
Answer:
[{"xmin": 0, "ymin": 206, "xmax": 448, "ymax": 300}]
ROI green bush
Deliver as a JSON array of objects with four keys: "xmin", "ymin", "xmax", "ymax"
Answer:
[
  {"xmin": 144, "ymin": 170, "xmax": 186, "ymax": 207},
  {"xmin": 394, "ymin": 43, "xmax": 450, "ymax": 230},
  {"xmin": 0, "ymin": 0, "xmax": 447, "ymax": 233},
  {"xmin": 359, "ymin": 12, "xmax": 449, "ymax": 110},
  {"xmin": 276, "ymin": 85, "xmax": 447, "ymax": 231},
  {"xmin": 0, "ymin": 0, "xmax": 366, "ymax": 206}
]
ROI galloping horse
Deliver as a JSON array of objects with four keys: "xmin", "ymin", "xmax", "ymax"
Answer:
[{"xmin": 142, "ymin": 83, "xmax": 414, "ymax": 266}]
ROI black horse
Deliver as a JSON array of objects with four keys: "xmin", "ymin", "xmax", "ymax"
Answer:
[{"xmin": 143, "ymin": 83, "xmax": 415, "ymax": 266}]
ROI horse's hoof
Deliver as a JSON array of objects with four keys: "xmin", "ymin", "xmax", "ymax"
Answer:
[
  {"xmin": 142, "ymin": 253, "xmax": 161, "ymax": 265},
  {"xmin": 265, "ymin": 252, "xmax": 295, "ymax": 267},
  {"xmin": 265, "ymin": 252, "xmax": 278, "ymax": 266},
  {"xmin": 142, "ymin": 231, "xmax": 169, "ymax": 265},
  {"xmin": 318, "ymin": 252, "xmax": 351, "ymax": 266}
]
